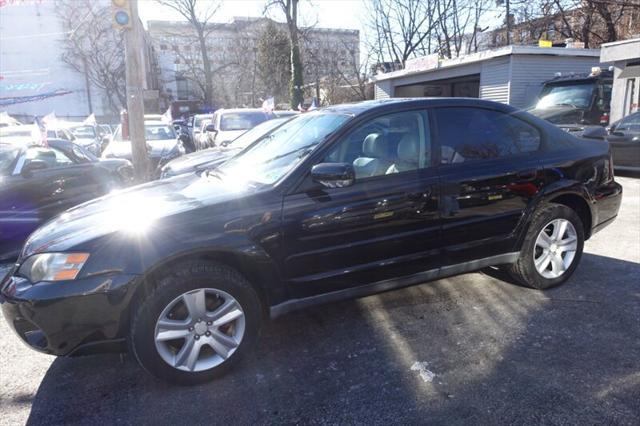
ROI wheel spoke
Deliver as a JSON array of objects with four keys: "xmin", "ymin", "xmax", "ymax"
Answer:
[
  {"xmin": 553, "ymin": 220, "xmax": 568, "ymax": 241},
  {"xmin": 557, "ymin": 236, "xmax": 577, "ymax": 252},
  {"xmin": 535, "ymin": 251, "xmax": 551, "ymax": 272},
  {"xmin": 207, "ymin": 299, "xmax": 243, "ymax": 327},
  {"xmin": 156, "ymin": 318, "xmax": 191, "ymax": 341},
  {"xmin": 537, "ymin": 232, "xmax": 552, "ymax": 249},
  {"xmin": 207, "ymin": 330, "xmax": 238, "ymax": 359},
  {"xmin": 182, "ymin": 289, "xmax": 206, "ymax": 320},
  {"xmin": 174, "ymin": 336, "xmax": 201, "ymax": 371},
  {"xmin": 550, "ymin": 254, "xmax": 565, "ymax": 275}
]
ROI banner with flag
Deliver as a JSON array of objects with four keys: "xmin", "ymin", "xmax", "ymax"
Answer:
[
  {"xmin": 33, "ymin": 116, "xmax": 48, "ymax": 147},
  {"xmin": 161, "ymin": 107, "xmax": 172, "ymax": 124},
  {"xmin": 82, "ymin": 113, "xmax": 97, "ymax": 126},
  {"xmin": 262, "ymin": 97, "xmax": 275, "ymax": 113}
]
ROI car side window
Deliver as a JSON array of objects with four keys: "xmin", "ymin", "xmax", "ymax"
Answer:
[
  {"xmin": 24, "ymin": 146, "xmax": 74, "ymax": 169},
  {"xmin": 435, "ymin": 107, "xmax": 541, "ymax": 164},
  {"xmin": 324, "ymin": 110, "xmax": 430, "ymax": 179}
]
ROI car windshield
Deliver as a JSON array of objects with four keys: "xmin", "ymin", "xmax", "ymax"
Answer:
[
  {"xmin": 70, "ymin": 125, "xmax": 96, "ymax": 138},
  {"xmin": 0, "ymin": 144, "xmax": 21, "ymax": 175},
  {"xmin": 217, "ymin": 112, "xmax": 350, "ymax": 186},
  {"xmin": 219, "ymin": 111, "xmax": 268, "ymax": 131},
  {"xmin": 193, "ymin": 116, "xmax": 205, "ymax": 129},
  {"xmin": 536, "ymin": 82, "xmax": 595, "ymax": 109},
  {"xmin": 113, "ymin": 124, "xmax": 176, "ymax": 142},
  {"xmin": 145, "ymin": 124, "xmax": 176, "ymax": 141},
  {"xmin": 228, "ymin": 118, "xmax": 287, "ymax": 150}
]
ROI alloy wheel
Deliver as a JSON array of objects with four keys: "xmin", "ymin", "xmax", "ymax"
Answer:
[
  {"xmin": 154, "ymin": 288, "xmax": 245, "ymax": 372},
  {"xmin": 533, "ymin": 218, "xmax": 578, "ymax": 279}
]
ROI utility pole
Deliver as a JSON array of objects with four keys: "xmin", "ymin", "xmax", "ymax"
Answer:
[{"xmin": 113, "ymin": 0, "xmax": 149, "ymax": 182}]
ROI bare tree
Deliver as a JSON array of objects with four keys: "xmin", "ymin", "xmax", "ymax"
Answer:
[
  {"xmin": 56, "ymin": 0, "xmax": 126, "ymax": 115},
  {"xmin": 366, "ymin": 0, "xmax": 441, "ymax": 70},
  {"xmin": 155, "ymin": 0, "xmax": 221, "ymax": 106},
  {"xmin": 266, "ymin": 0, "xmax": 305, "ymax": 109},
  {"xmin": 257, "ymin": 21, "xmax": 291, "ymax": 103}
]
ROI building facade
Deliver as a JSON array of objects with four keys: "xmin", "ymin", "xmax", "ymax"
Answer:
[
  {"xmin": 600, "ymin": 38, "xmax": 640, "ymax": 123},
  {"xmin": 0, "ymin": 0, "xmax": 158, "ymax": 123},
  {"xmin": 372, "ymin": 45, "xmax": 603, "ymax": 110},
  {"xmin": 147, "ymin": 17, "xmax": 359, "ymax": 108}
]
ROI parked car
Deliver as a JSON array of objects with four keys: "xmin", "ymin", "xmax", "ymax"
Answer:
[
  {"xmin": 101, "ymin": 120, "xmax": 185, "ymax": 177},
  {"xmin": 0, "ymin": 138, "xmax": 134, "ymax": 261},
  {"xmin": 273, "ymin": 110, "xmax": 299, "ymax": 118},
  {"xmin": 1, "ymin": 99, "xmax": 622, "ymax": 385},
  {"xmin": 65, "ymin": 124, "xmax": 103, "ymax": 156},
  {"xmin": 160, "ymin": 117, "xmax": 289, "ymax": 178},
  {"xmin": 196, "ymin": 118, "xmax": 212, "ymax": 151},
  {"xmin": 582, "ymin": 111, "xmax": 640, "ymax": 171},
  {"xmin": 202, "ymin": 108, "xmax": 271, "ymax": 149},
  {"xmin": 190, "ymin": 114, "xmax": 212, "ymax": 145},
  {"xmin": 528, "ymin": 67, "xmax": 613, "ymax": 133}
]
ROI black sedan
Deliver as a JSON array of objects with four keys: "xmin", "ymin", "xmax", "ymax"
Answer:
[
  {"xmin": 160, "ymin": 117, "xmax": 288, "ymax": 178},
  {"xmin": 1, "ymin": 99, "xmax": 622, "ymax": 385},
  {"xmin": 0, "ymin": 139, "xmax": 133, "ymax": 261}
]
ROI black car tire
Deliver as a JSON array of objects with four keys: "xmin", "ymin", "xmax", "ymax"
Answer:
[
  {"xmin": 130, "ymin": 260, "xmax": 262, "ymax": 385},
  {"xmin": 509, "ymin": 203, "xmax": 584, "ymax": 290}
]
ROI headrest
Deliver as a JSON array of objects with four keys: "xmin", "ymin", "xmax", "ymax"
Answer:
[
  {"xmin": 397, "ymin": 134, "xmax": 419, "ymax": 162},
  {"xmin": 362, "ymin": 133, "xmax": 386, "ymax": 158}
]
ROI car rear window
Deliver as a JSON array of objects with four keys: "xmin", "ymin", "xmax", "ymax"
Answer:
[
  {"xmin": 435, "ymin": 107, "xmax": 541, "ymax": 164},
  {"xmin": 220, "ymin": 112, "xmax": 268, "ymax": 131}
]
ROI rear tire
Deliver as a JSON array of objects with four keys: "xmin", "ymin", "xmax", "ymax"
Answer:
[
  {"xmin": 130, "ymin": 260, "xmax": 262, "ymax": 385},
  {"xmin": 509, "ymin": 203, "xmax": 584, "ymax": 290}
]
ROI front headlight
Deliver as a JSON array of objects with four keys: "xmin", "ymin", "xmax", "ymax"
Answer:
[{"xmin": 19, "ymin": 253, "xmax": 90, "ymax": 282}]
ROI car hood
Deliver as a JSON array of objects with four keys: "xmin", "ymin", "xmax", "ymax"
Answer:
[
  {"xmin": 162, "ymin": 147, "xmax": 241, "ymax": 177},
  {"xmin": 104, "ymin": 139, "xmax": 179, "ymax": 159},
  {"xmin": 528, "ymin": 105, "xmax": 585, "ymax": 125},
  {"xmin": 20, "ymin": 172, "xmax": 260, "ymax": 258}
]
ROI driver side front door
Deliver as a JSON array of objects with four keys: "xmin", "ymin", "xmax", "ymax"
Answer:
[{"xmin": 280, "ymin": 109, "xmax": 441, "ymax": 298}]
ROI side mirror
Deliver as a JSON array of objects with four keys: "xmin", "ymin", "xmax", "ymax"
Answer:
[
  {"xmin": 21, "ymin": 160, "xmax": 48, "ymax": 177},
  {"xmin": 582, "ymin": 126, "xmax": 608, "ymax": 140},
  {"xmin": 311, "ymin": 162, "xmax": 355, "ymax": 188},
  {"xmin": 205, "ymin": 124, "xmax": 216, "ymax": 133}
]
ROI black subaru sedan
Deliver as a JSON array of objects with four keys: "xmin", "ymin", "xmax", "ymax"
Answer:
[{"xmin": 0, "ymin": 99, "xmax": 622, "ymax": 385}]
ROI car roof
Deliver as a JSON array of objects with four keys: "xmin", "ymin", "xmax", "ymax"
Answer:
[
  {"xmin": 217, "ymin": 108, "xmax": 268, "ymax": 114},
  {"xmin": 319, "ymin": 97, "xmax": 518, "ymax": 117}
]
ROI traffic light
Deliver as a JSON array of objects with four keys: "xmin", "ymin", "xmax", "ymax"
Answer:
[{"xmin": 112, "ymin": 0, "xmax": 132, "ymax": 29}]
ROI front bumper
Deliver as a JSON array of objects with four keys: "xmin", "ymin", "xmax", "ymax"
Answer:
[{"xmin": 0, "ymin": 270, "xmax": 140, "ymax": 356}]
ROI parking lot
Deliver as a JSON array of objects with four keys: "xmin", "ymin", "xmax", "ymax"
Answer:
[{"xmin": 0, "ymin": 176, "xmax": 638, "ymax": 425}]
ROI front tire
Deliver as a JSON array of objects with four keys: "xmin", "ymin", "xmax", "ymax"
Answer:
[
  {"xmin": 130, "ymin": 260, "xmax": 262, "ymax": 385},
  {"xmin": 509, "ymin": 203, "xmax": 585, "ymax": 290}
]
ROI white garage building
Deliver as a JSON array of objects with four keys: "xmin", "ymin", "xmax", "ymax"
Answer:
[{"xmin": 371, "ymin": 45, "xmax": 603, "ymax": 110}]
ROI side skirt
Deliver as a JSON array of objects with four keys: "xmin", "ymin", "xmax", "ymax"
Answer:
[{"xmin": 270, "ymin": 252, "xmax": 519, "ymax": 318}]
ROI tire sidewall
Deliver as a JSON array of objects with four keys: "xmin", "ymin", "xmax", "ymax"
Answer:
[
  {"xmin": 517, "ymin": 204, "xmax": 585, "ymax": 290},
  {"xmin": 131, "ymin": 262, "xmax": 261, "ymax": 385}
]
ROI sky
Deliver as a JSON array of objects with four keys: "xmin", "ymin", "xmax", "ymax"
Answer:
[{"xmin": 138, "ymin": 0, "xmax": 368, "ymax": 33}]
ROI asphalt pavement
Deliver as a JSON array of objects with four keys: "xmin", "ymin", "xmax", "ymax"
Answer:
[{"xmin": 1, "ymin": 176, "xmax": 639, "ymax": 425}]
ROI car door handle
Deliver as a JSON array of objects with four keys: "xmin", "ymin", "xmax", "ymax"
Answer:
[
  {"xmin": 407, "ymin": 189, "xmax": 432, "ymax": 201},
  {"xmin": 516, "ymin": 170, "xmax": 537, "ymax": 181}
]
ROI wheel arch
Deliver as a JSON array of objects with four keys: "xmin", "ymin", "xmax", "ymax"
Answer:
[
  {"xmin": 546, "ymin": 192, "xmax": 593, "ymax": 239},
  {"xmin": 122, "ymin": 248, "xmax": 281, "ymax": 336}
]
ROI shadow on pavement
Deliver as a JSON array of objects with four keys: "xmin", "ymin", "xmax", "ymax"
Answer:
[{"xmin": 26, "ymin": 253, "xmax": 639, "ymax": 424}]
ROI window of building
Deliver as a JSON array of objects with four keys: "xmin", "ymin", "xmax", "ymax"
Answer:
[{"xmin": 435, "ymin": 107, "xmax": 541, "ymax": 164}]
